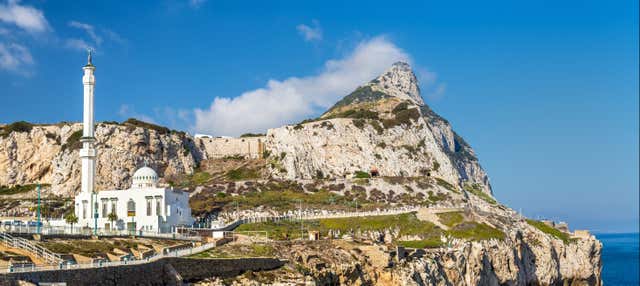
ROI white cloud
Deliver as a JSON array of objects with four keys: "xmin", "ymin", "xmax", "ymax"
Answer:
[
  {"xmin": 188, "ymin": 0, "xmax": 206, "ymax": 8},
  {"xmin": 0, "ymin": 0, "xmax": 49, "ymax": 33},
  {"xmin": 103, "ymin": 29, "xmax": 125, "ymax": 45},
  {"xmin": 64, "ymin": 22, "xmax": 126, "ymax": 54},
  {"xmin": 68, "ymin": 21, "xmax": 102, "ymax": 45},
  {"xmin": 193, "ymin": 36, "xmax": 410, "ymax": 136},
  {"xmin": 64, "ymin": 38, "xmax": 92, "ymax": 51},
  {"xmin": 0, "ymin": 42, "xmax": 33, "ymax": 73},
  {"xmin": 296, "ymin": 20, "xmax": 322, "ymax": 42}
]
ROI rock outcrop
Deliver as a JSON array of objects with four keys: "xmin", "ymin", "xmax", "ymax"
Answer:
[
  {"xmin": 0, "ymin": 122, "xmax": 199, "ymax": 196},
  {"xmin": 264, "ymin": 228, "xmax": 602, "ymax": 286},
  {"xmin": 265, "ymin": 62, "xmax": 492, "ymax": 194}
]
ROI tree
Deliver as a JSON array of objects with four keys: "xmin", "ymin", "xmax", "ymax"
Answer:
[
  {"xmin": 64, "ymin": 212, "xmax": 78, "ymax": 233},
  {"xmin": 107, "ymin": 212, "xmax": 118, "ymax": 232}
]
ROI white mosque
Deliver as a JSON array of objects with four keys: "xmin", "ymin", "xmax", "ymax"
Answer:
[{"xmin": 73, "ymin": 51, "xmax": 193, "ymax": 234}]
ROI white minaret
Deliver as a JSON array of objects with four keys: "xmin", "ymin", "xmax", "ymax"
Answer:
[{"xmin": 80, "ymin": 49, "xmax": 97, "ymax": 194}]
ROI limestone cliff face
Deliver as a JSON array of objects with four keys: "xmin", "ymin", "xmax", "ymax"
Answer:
[
  {"xmin": 270, "ymin": 226, "xmax": 602, "ymax": 286},
  {"xmin": 265, "ymin": 117, "xmax": 459, "ymax": 184},
  {"xmin": 265, "ymin": 62, "xmax": 492, "ymax": 194},
  {"xmin": 397, "ymin": 231, "xmax": 602, "ymax": 285},
  {"xmin": 0, "ymin": 122, "xmax": 199, "ymax": 196}
]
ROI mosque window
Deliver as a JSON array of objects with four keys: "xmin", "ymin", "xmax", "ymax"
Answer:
[
  {"xmin": 146, "ymin": 197, "xmax": 152, "ymax": 216},
  {"xmin": 111, "ymin": 201, "xmax": 117, "ymax": 215},
  {"xmin": 82, "ymin": 201, "xmax": 88, "ymax": 219},
  {"xmin": 127, "ymin": 200, "xmax": 136, "ymax": 217},
  {"xmin": 155, "ymin": 197, "xmax": 162, "ymax": 216},
  {"xmin": 102, "ymin": 200, "xmax": 108, "ymax": 217}
]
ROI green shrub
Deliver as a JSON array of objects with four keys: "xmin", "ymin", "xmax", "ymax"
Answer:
[
  {"xmin": 526, "ymin": 219, "xmax": 574, "ymax": 244},
  {"xmin": 0, "ymin": 184, "xmax": 49, "ymax": 196},
  {"xmin": 464, "ymin": 183, "xmax": 496, "ymax": 205},
  {"xmin": 448, "ymin": 222, "xmax": 504, "ymax": 241},
  {"xmin": 382, "ymin": 118, "xmax": 400, "ymax": 129},
  {"xmin": 437, "ymin": 212, "xmax": 464, "ymax": 227},
  {"xmin": 376, "ymin": 142, "xmax": 387, "ymax": 149},
  {"xmin": 352, "ymin": 119, "xmax": 366, "ymax": 129},
  {"xmin": 427, "ymin": 191, "xmax": 447, "ymax": 203},
  {"xmin": 226, "ymin": 168, "xmax": 261, "ymax": 181},
  {"xmin": 41, "ymin": 240, "xmax": 115, "ymax": 257},
  {"xmin": 395, "ymin": 108, "xmax": 420, "ymax": 125},
  {"xmin": 417, "ymin": 139, "xmax": 426, "ymax": 148},
  {"xmin": 321, "ymin": 213, "xmax": 443, "ymax": 238},
  {"xmin": 238, "ymin": 215, "xmax": 444, "ymax": 241},
  {"xmin": 432, "ymin": 160, "xmax": 440, "ymax": 171},
  {"xmin": 435, "ymin": 178, "xmax": 458, "ymax": 193},
  {"xmin": 346, "ymin": 109, "xmax": 379, "ymax": 120},
  {"xmin": 325, "ymin": 86, "xmax": 390, "ymax": 112},
  {"xmin": 61, "ymin": 129, "xmax": 84, "ymax": 151},
  {"xmin": 0, "ymin": 121, "xmax": 34, "ymax": 137},
  {"xmin": 401, "ymin": 145, "xmax": 417, "ymax": 154},
  {"xmin": 392, "ymin": 102, "xmax": 410, "ymax": 113},
  {"xmin": 369, "ymin": 120, "xmax": 384, "ymax": 135},
  {"xmin": 354, "ymin": 171, "xmax": 371, "ymax": 179},
  {"xmin": 122, "ymin": 118, "xmax": 170, "ymax": 134},
  {"xmin": 191, "ymin": 172, "xmax": 212, "ymax": 185},
  {"xmin": 297, "ymin": 118, "xmax": 319, "ymax": 125},
  {"xmin": 240, "ymin": 133, "xmax": 265, "ymax": 137},
  {"xmin": 222, "ymin": 154, "xmax": 245, "ymax": 160},
  {"xmin": 320, "ymin": 121, "xmax": 334, "ymax": 130}
]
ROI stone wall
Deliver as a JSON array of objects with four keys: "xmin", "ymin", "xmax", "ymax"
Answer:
[
  {"xmin": 0, "ymin": 257, "xmax": 284, "ymax": 286},
  {"xmin": 197, "ymin": 137, "xmax": 265, "ymax": 159}
]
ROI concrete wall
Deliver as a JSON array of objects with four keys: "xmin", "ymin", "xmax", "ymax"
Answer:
[
  {"xmin": 0, "ymin": 257, "xmax": 285, "ymax": 286},
  {"xmin": 197, "ymin": 137, "xmax": 265, "ymax": 159}
]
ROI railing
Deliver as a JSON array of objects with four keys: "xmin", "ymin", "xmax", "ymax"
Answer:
[
  {"xmin": 2, "ymin": 226, "xmax": 201, "ymax": 241},
  {"xmin": 0, "ymin": 232, "xmax": 62, "ymax": 265},
  {"xmin": 1, "ymin": 242, "xmax": 215, "ymax": 274},
  {"xmin": 209, "ymin": 206, "xmax": 421, "ymax": 231}
]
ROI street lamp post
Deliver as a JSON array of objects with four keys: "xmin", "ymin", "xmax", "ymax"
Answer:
[
  {"xmin": 93, "ymin": 192, "xmax": 98, "ymax": 235},
  {"xmin": 36, "ymin": 184, "xmax": 41, "ymax": 234}
]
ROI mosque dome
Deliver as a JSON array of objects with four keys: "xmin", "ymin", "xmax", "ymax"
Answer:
[{"xmin": 131, "ymin": 166, "xmax": 158, "ymax": 188}]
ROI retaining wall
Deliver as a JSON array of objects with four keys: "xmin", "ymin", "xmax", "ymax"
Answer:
[
  {"xmin": 0, "ymin": 257, "xmax": 284, "ymax": 286},
  {"xmin": 197, "ymin": 137, "xmax": 265, "ymax": 159}
]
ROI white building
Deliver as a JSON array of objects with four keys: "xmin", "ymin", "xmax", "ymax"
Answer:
[
  {"xmin": 73, "ymin": 51, "xmax": 194, "ymax": 233},
  {"xmin": 74, "ymin": 166, "xmax": 193, "ymax": 233}
]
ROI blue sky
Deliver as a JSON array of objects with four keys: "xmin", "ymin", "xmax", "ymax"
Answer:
[{"xmin": 0, "ymin": 0, "xmax": 637, "ymax": 232}]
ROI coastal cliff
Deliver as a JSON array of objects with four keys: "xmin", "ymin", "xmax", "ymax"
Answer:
[{"xmin": 0, "ymin": 62, "xmax": 601, "ymax": 285}]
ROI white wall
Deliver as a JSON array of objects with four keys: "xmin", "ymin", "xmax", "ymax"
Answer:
[{"xmin": 74, "ymin": 187, "xmax": 194, "ymax": 233}]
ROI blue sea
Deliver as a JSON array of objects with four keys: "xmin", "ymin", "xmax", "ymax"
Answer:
[{"xmin": 597, "ymin": 233, "xmax": 639, "ymax": 286}]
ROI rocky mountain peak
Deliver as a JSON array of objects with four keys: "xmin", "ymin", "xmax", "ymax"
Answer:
[
  {"xmin": 323, "ymin": 62, "xmax": 425, "ymax": 116},
  {"xmin": 370, "ymin": 61, "xmax": 424, "ymax": 106}
]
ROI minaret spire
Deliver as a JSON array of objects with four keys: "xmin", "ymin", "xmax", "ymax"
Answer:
[{"xmin": 80, "ymin": 52, "xmax": 97, "ymax": 194}]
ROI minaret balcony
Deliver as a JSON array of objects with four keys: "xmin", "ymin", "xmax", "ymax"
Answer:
[{"xmin": 80, "ymin": 136, "xmax": 96, "ymax": 143}]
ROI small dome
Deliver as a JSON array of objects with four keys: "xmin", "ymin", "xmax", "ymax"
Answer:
[{"xmin": 131, "ymin": 166, "xmax": 158, "ymax": 188}]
